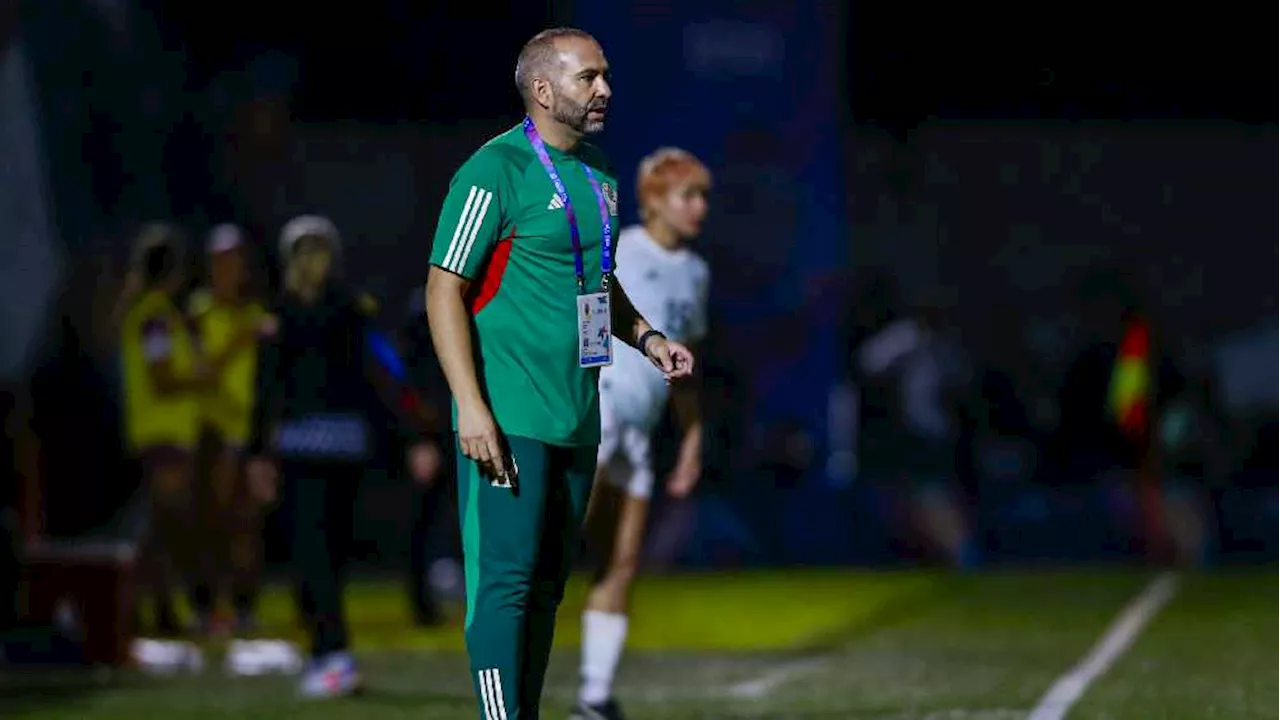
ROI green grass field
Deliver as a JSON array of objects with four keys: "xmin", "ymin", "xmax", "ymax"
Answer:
[{"xmin": 1, "ymin": 568, "xmax": 1274, "ymax": 719}]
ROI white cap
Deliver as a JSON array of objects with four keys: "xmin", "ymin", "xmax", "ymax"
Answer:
[
  {"xmin": 278, "ymin": 215, "xmax": 341, "ymax": 262},
  {"xmin": 206, "ymin": 223, "xmax": 244, "ymax": 254}
]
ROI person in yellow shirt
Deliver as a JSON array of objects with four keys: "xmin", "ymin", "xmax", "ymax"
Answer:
[
  {"xmin": 188, "ymin": 224, "xmax": 276, "ymax": 635},
  {"xmin": 118, "ymin": 223, "xmax": 208, "ymax": 636}
]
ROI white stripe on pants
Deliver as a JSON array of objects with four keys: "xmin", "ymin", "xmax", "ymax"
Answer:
[{"xmin": 479, "ymin": 668, "xmax": 509, "ymax": 719}]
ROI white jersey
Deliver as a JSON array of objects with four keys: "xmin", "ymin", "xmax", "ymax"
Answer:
[{"xmin": 600, "ymin": 225, "xmax": 710, "ymax": 431}]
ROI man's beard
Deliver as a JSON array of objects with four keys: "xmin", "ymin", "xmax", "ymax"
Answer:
[{"xmin": 552, "ymin": 91, "xmax": 605, "ymax": 135}]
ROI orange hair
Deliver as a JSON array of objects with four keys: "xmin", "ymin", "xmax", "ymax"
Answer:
[{"xmin": 636, "ymin": 147, "xmax": 711, "ymax": 218}]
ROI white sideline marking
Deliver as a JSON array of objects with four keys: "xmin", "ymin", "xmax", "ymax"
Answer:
[
  {"xmin": 726, "ymin": 657, "xmax": 829, "ymax": 699},
  {"xmin": 1027, "ymin": 572, "xmax": 1179, "ymax": 720}
]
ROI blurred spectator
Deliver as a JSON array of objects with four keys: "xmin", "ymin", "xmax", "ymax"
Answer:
[
  {"xmin": 187, "ymin": 224, "xmax": 276, "ymax": 635},
  {"xmin": 860, "ymin": 302, "xmax": 968, "ymax": 448},
  {"xmin": 117, "ymin": 223, "xmax": 207, "ymax": 635},
  {"xmin": 1158, "ymin": 365, "xmax": 1229, "ymax": 565},
  {"xmin": 840, "ymin": 271, "xmax": 903, "ymax": 478},
  {"xmin": 245, "ymin": 216, "xmax": 436, "ymax": 697},
  {"xmin": 858, "ymin": 298, "xmax": 976, "ymax": 566}
]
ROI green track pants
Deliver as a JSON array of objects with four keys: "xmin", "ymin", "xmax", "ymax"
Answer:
[{"xmin": 457, "ymin": 435, "xmax": 596, "ymax": 719}]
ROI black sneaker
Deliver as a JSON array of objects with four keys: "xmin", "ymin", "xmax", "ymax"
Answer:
[{"xmin": 569, "ymin": 698, "xmax": 625, "ymax": 720}]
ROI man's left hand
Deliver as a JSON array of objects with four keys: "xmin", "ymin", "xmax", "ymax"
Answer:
[
  {"xmin": 644, "ymin": 336, "xmax": 695, "ymax": 384},
  {"xmin": 408, "ymin": 442, "xmax": 443, "ymax": 485}
]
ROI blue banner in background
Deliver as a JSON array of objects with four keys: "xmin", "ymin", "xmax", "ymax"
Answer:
[{"xmin": 577, "ymin": 0, "xmax": 851, "ymax": 562}]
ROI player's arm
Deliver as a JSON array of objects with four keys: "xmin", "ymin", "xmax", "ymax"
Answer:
[
  {"xmin": 140, "ymin": 315, "xmax": 208, "ymax": 395},
  {"xmin": 245, "ymin": 307, "xmax": 283, "ymax": 502},
  {"xmin": 358, "ymin": 292, "xmax": 441, "ymax": 440},
  {"xmin": 355, "ymin": 294, "xmax": 445, "ymax": 484},
  {"xmin": 248, "ymin": 307, "xmax": 283, "ymax": 459},
  {"xmin": 222, "ymin": 307, "xmax": 278, "ymax": 424},
  {"xmin": 187, "ymin": 291, "xmax": 261, "ymax": 375},
  {"xmin": 668, "ymin": 263, "xmax": 711, "ymax": 496},
  {"xmin": 858, "ymin": 319, "xmax": 917, "ymax": 377},
  {"xmin": 208, "ymin": 329, "xmax": 260, "ymax": 374},
  {"xmin": 426, "ymin": 154, "xmax": 508, "ymax": 472},
  {"xmin": 667, "ymin": 348, "xmax": 704, "ymax": 497}
]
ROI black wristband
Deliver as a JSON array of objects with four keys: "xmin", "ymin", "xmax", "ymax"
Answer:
[{"xmin": 637, "ymin": 329, "xmax": 666, "ymax": 354}]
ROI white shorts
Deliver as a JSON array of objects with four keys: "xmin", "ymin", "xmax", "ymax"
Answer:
[{"xmin": 597, "ymin": 396, "xmax": 655, "ymax": 499}]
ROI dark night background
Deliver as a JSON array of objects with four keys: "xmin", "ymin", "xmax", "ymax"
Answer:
[{"xmin": 1, "ymin": 0, "xmax": 1275, "ymax": 570}]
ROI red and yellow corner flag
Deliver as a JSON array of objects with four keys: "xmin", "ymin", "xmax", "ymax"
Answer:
[
  {"xmin": 1107, "ymin": 314, "xmax": 1171, "ymax": 560},
  {"xmin": 1108, "ymin": 316, "xmax": 1151, "ymax": 440}
]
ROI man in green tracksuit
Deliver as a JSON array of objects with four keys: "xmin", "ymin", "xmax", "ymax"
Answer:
[{"xmin": 425, "ymin": 27, "xmax": 696, "ymax": 720}]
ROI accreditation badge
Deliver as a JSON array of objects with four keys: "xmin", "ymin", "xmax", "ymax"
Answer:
[{"xmin": 577, "ymin": 292, "xmax": 613, "ymax": 368}]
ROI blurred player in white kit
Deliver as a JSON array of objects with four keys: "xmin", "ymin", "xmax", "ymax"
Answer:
[{"xmin": 572, "ymin": 148, "xmax": 712, "ymax": 720}]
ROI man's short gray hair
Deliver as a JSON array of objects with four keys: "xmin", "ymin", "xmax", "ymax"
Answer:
[{"xmin": 514, "ymin": 27, "xmax": 597, "ymax": 102}]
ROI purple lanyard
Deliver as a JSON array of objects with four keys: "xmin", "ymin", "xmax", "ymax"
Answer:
[{"xmin": 523, "ymin": 116, "xmax": 613, "ymax": 293}]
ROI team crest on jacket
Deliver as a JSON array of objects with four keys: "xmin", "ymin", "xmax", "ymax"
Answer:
[{"xmin": 602, "ymin": 182, "xmax": 618, "ymax": 217}]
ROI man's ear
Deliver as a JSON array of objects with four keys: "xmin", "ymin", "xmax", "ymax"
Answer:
[{"xmin": 531, "ymin": 77, "xmax": 553, "ymax": 110}]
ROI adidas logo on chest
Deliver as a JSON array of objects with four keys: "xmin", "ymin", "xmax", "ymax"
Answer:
[{"xmin": 547, "ymin": 194, "xmax": 564, "ymax": 211}]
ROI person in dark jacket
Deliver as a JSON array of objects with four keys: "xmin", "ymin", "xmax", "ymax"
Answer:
[{"xmin": 246, "ymin": 215, "xmax": 436, "ymax": 698}]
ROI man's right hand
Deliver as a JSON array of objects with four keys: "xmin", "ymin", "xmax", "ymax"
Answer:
[
  {"xmin": 456, "ymin": 400, "xmax": 504, "ymax": 477},
  {"xmin": 246, "ymin": 456, "xmax": 278, "ymax": 504}
]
